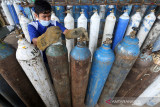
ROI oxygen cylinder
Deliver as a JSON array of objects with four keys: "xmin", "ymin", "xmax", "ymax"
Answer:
[
  {"xmin": 112, "ymin": 10, "xmax": 130, "ymax": 50},
  {"xmin": 0, "ymin": 95, "xmax": 12, "ymax": 107},
  {"xmin": 7, "ymin": 0, "xmax": 19, "ymax": 24},
  {"xmin": 0, "ymin": 41, "xmax": 45, "ymax": 107},
  {"xmin": 89, "ymin": 11, "xmax": 100, "ymax": 59},
  {"xmin": 99, "ymin": 5, "xmax": 106, "ymax": 19},
  {"xmin": 81, "ymin": 5, "xmax": 89, "ymax": 19},
  {"xmin": 55, "ymin": 6, "xmax": 65, "ymax": 22},
  {"xmin": 106, "ymin": 5, "xmax": 114, "ymax": 16},
  {"xmin": 122, "ymin": 5, "xmax": 132, "ymax": 16},
  {"xmin": 18, "ymin": 2, "xmax": 26, "ymax": 17},
  {"xmin": 1, "ymin": 0, "xmax": 15, "ymax": 25},
  {"xmin": 102, "ymin": 11, "xmax": 116, "ymax": 44},
  {"xmin": 64, "ymin": 12, "xmax": 74, "ymax": 62},
  {"xmin": 133, "ymin": 70, "xmax": 160, "ymax": 106},
  {"xmin": 19, "ymin": 14, "xmax": 31, "ymax": 43},
  {"xmin": 73, "ymin": 5, "xmax": 81, "ymax": 20},
  {"xmin": 141, "ymin": 15, "xmax": 160, "ymax": 50},
  {"xmin": 77, "ymin": 9, "xmax": 87, "ymax": 30},
  {"xmin": 147, "ymin": 91, "xmax": 160, "ymax": 106},
  {"xmin": 152, "ymin": 35, "xmax": 160, "ymax": 52},
  {"xmin": 13, "ymin": 0, "xmax": 21, "ymax": 19},
  {"xmin": 70, "ymin": 39, "xmax": 91, "ymax": 107},
  {"xmin": 125, "ymin": 10, "xmax": 142, "ymax": 36},
  {"xmin": 85, "ymin": 38, "xmax": 115, "ymax": 107},
  {"xmin": 0, "ymin": 75, "xmax": 25, "ymax": 107},
  {"xmin": 98, "ymin": 29, "xmax": 140, "ymax": 106},
  {"xmin": 130, "ymin": 5, "xmax": 140, "ymax": 17},
  {"xmin": 23, "ymin": 7, "xmax": 33, "ymax": 21},
  {"xmin": 16, "ymin": 38, "xmax": 59, "ymax": 107},
  {"xmin": 115, "ymin": 45, "xmax": 154, "ymax": 100},
  {"xmin": 137, "ymin": 10, "xmax": 156, "ymax": 48},
  {"xmin": 46, "ymin": 42, "xmax": 71, "ymax": 107},
  {"xmin": 51, "ymin": 12, "xmax": 60, "ymax": 22}
]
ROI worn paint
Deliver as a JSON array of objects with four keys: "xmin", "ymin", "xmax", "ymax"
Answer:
[
  {"xmin": 0, "ymin": 75, "xmax": 25, "ymax": 107},
  {"xmin": 112, "ymin": 11, "xmax": 129, "ymax": 50},
  {"xmin": 89, "ymin": 11, "xmax": 100, "ymax": 60},
  {"xmin": 19, "ymin": 14, "xmax": 31, "ymax": 43},
  {"xmin": 137, "ymin": 11, "xmax": 156, "ymax": 48},
  {"xmin": 1, "ymin": 0, "xmax": 15, "ymax": 25},
  {"xmin": 141, "ymin": 15, "xmax": 160, "ymax": 50},
  {"xmin": 70, "ymin": 42, "xmax": 91, "ymax": 107},
  {"xmin": 16, "ymin": 38, "xmax": 58, "ymax": 107},
  {"xmin": 102, "ymin": 12, "xmax": 116, "ymax": 43},
  {"xmin": 152, "ymin": 34, "xmax": 160, "ymax": 52},
  {"xmin": 115, "ymin": 46, "xmax": 153, "ymax": 99},
  {"xmin": 64, "ymin": 12, "xmax": 74, "ymax": 62},
  {"xmin": 46, "ymin": 43, "xmax": 71, "ymax": 107},
  {"xmin": 0, "ymin": 42, "xmax": 45, "ymax": 107},
  {"xmin": 125, "ymin": 11, "xmax": 142, "ymax": 36},
  {"xmin": 86, "ymin": 39, "xmax": 115, "ymax": 107},
  {"xmin": 98, "ymin": 35, "xmax": 140, "ymax": 106}
]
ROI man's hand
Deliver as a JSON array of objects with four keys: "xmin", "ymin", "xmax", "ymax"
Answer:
[
  {"xmin": 64, "ymin": 27, "xmax": 88, "ymax": 41},
  {"xmin": 37, "ymin": 26, "xmax": 62, "ymax": 51}
]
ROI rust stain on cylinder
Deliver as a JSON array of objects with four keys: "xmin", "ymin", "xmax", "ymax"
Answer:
[
  {"xmin": 70, "ymin": 57, "xmax": 91, "ymax": 107},
  {"xmin": 0, "ymin": 53, "xmax": 45, "ymax": 107},
  {"xmin": 47, "ymin": 53, "xmax": 71, "ymax": 107}
]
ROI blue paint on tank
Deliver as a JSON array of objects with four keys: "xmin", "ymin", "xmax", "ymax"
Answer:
[
  {"xmin": 112, "ymin": 15, "xmax": 129, "ymax": 50},
  {"xmin": 152, "ymin": 35, "xmax": 160, "ymax": 52},
  {"xmin": 23, "ymin": 7, "xmax": 33, "ymax": 20},
  {"xmin": 18, "ymin": 4, "xmax": 26, "ymax": 17},
  {"xmin": 85, "ymin": 43, "xmax": 115, "ymax": 107},
  {"xmin": 7, "ymin": 3, "xmax": 19, "ymax": 24},
  {"xmin": 55, "ymin": 6, "xmax": 65, "ymax": 22},
  {"xmin": 70, "ymin": 42, "xmax": 91, "ymax": 61},
  {"xmin": 0, "ymin": 42, "xmax": 14, "ymax": 60}
]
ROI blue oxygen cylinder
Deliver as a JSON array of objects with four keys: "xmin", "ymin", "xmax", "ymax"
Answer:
[
  {"xmin": 18, "ymin": 3, "xmax": 26, "ymax": 17},
  {"xmin": 122, "ymin": 5, "xmax": 132, "ymax": 16},
  {"xmin": 85, "ymin": 38, "xmax": 115, "ymax": 107},
  {"xmin": 55, "ymin": 6, "xmax": 65, "ymax": 22},
  {"xmin": 152, "ymin": 34, "xmax": 160, "ymax": 52},
  {"xmin": 112, "ymin": 10, "xmax": 130, "ymax": 50},
  {"xmin": 98, "ymin": 28, "xmax": 140, "ymax": 106},
  {"xmin": 73, "ymin": 5, "xmax": 81, "ymax": 21},
  {"xmin": 0, "ymin": 75, "xmax": 25, "ymax": 107},
  {"xmin": 7, "ymin": 0, "xmax": 19, "ymax": 24},
  {"xmin": 81, "ymin": 5, "xmax": 89, "ymax": 19},
  {"xmin": 23, "ymin": 7, "xmax": 33, "ymax": 20}
]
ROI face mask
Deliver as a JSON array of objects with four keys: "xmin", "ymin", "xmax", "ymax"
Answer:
[{"xmin": 40, "ymin": 20, "xmax": 51, "ymax": 26}]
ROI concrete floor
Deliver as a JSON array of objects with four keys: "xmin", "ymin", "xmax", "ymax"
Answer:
[{"xmin": 4, "ymin": 32, "xmax": 160, "ymax": 107}]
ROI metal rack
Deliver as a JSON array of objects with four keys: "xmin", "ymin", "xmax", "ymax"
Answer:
[{"xmin": 21, "ymin": 0, "xmax": 160, "ymax": 7}]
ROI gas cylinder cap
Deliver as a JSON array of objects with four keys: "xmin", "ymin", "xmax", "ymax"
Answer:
[
  {"xmin": 103, "ymin": 38, "xmax": 112, "ymax": 44},
  {"xmin": 130, "ymin": 27, "xmax": 139, "ymax": 38}
]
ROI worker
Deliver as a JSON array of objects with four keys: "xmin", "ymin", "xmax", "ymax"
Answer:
[{"xmin": 28, "ymin": 0, "xmax": 88, "ymax": 62}]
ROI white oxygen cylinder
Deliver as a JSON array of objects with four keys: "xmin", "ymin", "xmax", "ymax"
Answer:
[
  {"xmin": 16, "ymin": 38, "xmax": 59, "ymax": 107},
  {"xmin": 19, "ymin": 14, "xmax": 31, "ymax": 43},
  {"xmin": 141, "ymin": 15, "xmax": 160, "ymax": 50},
  {"xmin": 102, "ymin": 11, "xmax": 116, "ymax": 44},
  {"xmin": 1, "ymin": 0, "xmax": 15, "ymax": 25},
  {"xmin": 137, "ymin": 10, "xmax": 156, "ymax": 48},
  {"xmin": 64, "ymin": 12, "xmax": 74, "ymax": 62},
  {"xmin": 99, "ymin": 5, "xmax": 106, "ymax": 19},
  {"xmin": 77, "ymin": 10, "xmax": 87, "ymax": 30},
  {"xmin": 13, "ymin": 0, "xmax": 21, "ymax": 19},
  {"xmin": 147, "ymin": 92, "xmax": 160, "ymax": 106},
  {"xmin": 89, "ymin": 11, "xmax": 100, "ymax": 60},
  {"xmin": 133, "ymin": 75, "xmax": 160, "ymax": 106},
  {"xmin": 51, "ymin": 12, "xmax": 60, "ymax": 22},
  {"xmin": 125, "ymin": 11, "xmax": 142, "ymax": 36}
]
